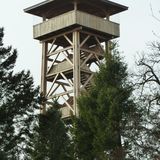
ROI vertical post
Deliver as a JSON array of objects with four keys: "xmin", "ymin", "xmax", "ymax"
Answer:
[
  {"xmin": 42, "ymin": 16, "xmax": 46, "ymax": 21},
  {"xmin": 105, "ymin": 13, "xmax": 110, "ymax": 20},
  {"xmin": 74, "ymin": 1, "xmax": 77, "ymax": 11},
  {"xmin": 105, "ymin": 41, "xmax": 112, "ymax": 55},
  {"xmin": 40, "ymin": 42, "xmax": 48, "ymax": 114},
  {"xmin": 73, "ymin": 31, "xmax": 80, "ymax": 116}
]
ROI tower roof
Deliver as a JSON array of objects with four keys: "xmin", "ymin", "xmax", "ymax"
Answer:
[{"xmin": 24, "ymin": 0, "xmax": 128, "ymax": 19}]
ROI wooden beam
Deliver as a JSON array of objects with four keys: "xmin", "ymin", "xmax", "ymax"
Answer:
[
  {"xmin": 61, "ymin": 96, "xmax": 74, "ymax": 112},
  {"xmin": 80, "ymin": 30, "xmax": 106, "ymax": 41},
  {"xmin": 81, "ymin": 48, "xmax": 102, "ymax": 56},
  {"xmin": 47, "ymin": 90, "xmax": 73, "ymax": 100},
  {"xmin": 47, "ymin": 38, "xmax": 56, "ymax": 55},
  {"xmin": 94, "ymin": 36, "xmax": 105, "ymax": 53},
  {"xmin": 47, "ymin": 46, "xmax": 73, "ymax": 57},
  {"xmin": 60, "ymin": 73, "xmax": 73, "ymax": 87},
  {"xmin": 41, "ymin": 27, "xmax": 82, "ymax": 43},
  {"xmin": 73, "ymin": 31, "xmax": 80, "ymax": 116},
  {"xmin": 49, "ymin": 84, "xmax": 60, "ymax": 96},
  {"xmin": 47, "ymin": 52, "xmax": 60, "ymax": 74},
  {"xmin": 46, "ymin": 73, "xmax": 59, "ymax": 96},
  {"xmin": 94, "ymin": 53, "xmax": 101, "ymax": 65},
  {"xmin": 80, "ymin": 35, "xmax": 90, "ymax": 47},
  {"xmin": 62, "ymin": 52, "xmax": 73, "ymax": 66},
  {"xmin": 40, "ymin": 42, "xmax": 48, "ymax": 114},
  {"xmin": 81, "ymin": 74, "xmax": 94, "ymax": 89},
  {"xmin": 80, "ymin": 53, "xmax": 92, "ymax": 68},
  {"xmin": 56, "ymin": 80, "xmax": 70, "ymax": 87},
  {"xmin": 61, "ymin": 85, "xmax": 70, "ymax": 98},
  {"xmin": 64, "ymin": 35, "xmax": 73, "ymax": 45}
]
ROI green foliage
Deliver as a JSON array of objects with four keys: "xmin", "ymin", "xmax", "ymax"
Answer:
[
  {"xmin": 0, "ymin": 151, "xmax": 7, "ymax": 160},
  {"xmin": 74, "ymin": 45, "xmax": 137, "ymax": 159},
  {"xmin": 0, "ymin": 27, "xmax": 39, "ymax": 159},
  {"xmin": 29, "ymin": 101, "xmax": 73, "ymax": 160}
]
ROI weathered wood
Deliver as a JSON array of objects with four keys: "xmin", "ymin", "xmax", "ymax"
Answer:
[
  {"xmin": 46, "ymin": 73, "xmax": 59, "ymax": 96},
  {"xmin": 47, "ymin": 90, "xmax": 73, "ymax": 100},
  {"xmin": 47, "ymin": 52, "xmax": 60, "ymax": 73},
  {"xmin": 64, "ymin": 35, "xmax": 73, "ymax": 45},
  {"xmin": 81, "ymin": 48, "xmax": 102, "ymax": 56},
  {"xmin": 24, "ymin": 0, "xmax": 128, "ymax": 19},
  {"xmin": 61, "ymin": 84, "xmax": 71, "ymax": 98},
  {"xmin": 33, "ymin": 10, "xmax": 119, "ymax": 40},
  {"xmin": 62, "ymin": 52, "xmax": 73, "ymax": 66},
  {"xmin": 25, "ymin": 0, "xmax": 126, "ymax": 119},
  {"xmin": 62, "ymin": 96, "xmax": 74, "ymax": 112},
  {"xmin": 47, "ymin": 38, "xmax": 56, "ymax": 55},
  {"xmin": 56, "ymin": 80, "xmax": 70, "ymax": 87},
  {"xmin": 81, "ymin": 74, "xmax": 94, "ymax": 90},
  {"xmin": 94, "ymin": 36, "xmax": 105, "ymax": 53},
  {"xmin": 80, "ymin": 53, "xmax": 92, "ymax": 68},
  {"xmin": 41, "ymin": 27, "xmax": 82, "ymax": 42},
  {"xmin": 80, "ymin": 35, "xmax": 90, "ymax": 47},
  {"xmin": 40, "ymin": 42, "xmax": 48, "ymax": 114},
  {"xmin": 34, "ymin": 11, "xmax": 76, "ymax": 39},
  {"xmin": 73, "ymin": 31, "xmax": 80, "ymax": 116},
  {"xmin": 49, "ymin": 84, "xmax": 60, "ymax": 96},
  {"xmin": 60, "ymin": 73, "xmax": 73, "ymax": 87},
  {"xmin": 47, "ymin": 46, "xmax": 73, "ymax": 57}
]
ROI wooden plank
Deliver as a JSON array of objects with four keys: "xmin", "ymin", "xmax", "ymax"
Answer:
[
  {"xmin": 56, "ymin": 80, "xmax": 70, "ymax": 87},
  {"xmin": 47, "ymin": 46, "xmax": 73, "ymax": 57},
  {"xmin": 80, "ymin": 35, "xmax": 90, "ymax": 47},
  {"xmin": 94, "ymin": 36, "xmax": 105, "ymax": 53},
  {"xmin": 47, "ymin": 38, "xmax": 56, "ymax": 55},
  {"xmin": 61, "ymin": 85, "xmax": 70, "ymax": 98},
  {"xmin": 80, "ymin": 53, "xmax": 92, "ymax": 68},
  {"xmin": 94, "ymin": 53, "xmax": 101, "ymax": 65},
  {"xmin": 34, "ymin": 11, "xmax": 76, "ymax": 39},
  {"xmin": 46, "ymin": 73, "xmax": 59, "ymax": 96},
  {"xmin": 40, "ymin": 42, "xmax": 48, "ymax": 114},
  {"xmin": 62, "ymin": 52, "xmax": 73, "ymax": 66},
  {"xmin": 33, "ymin": 10, "xmax": 119, "ymax": 40},
  {"xmin": 47, "ymin": 52, "xmax": 60, "ymax": 73},
  {"xmin": 41, "ymin": 27, "xmax": 82, "ymax": 42},
  {"xmin": 76, "ymin": 11, "xmax": 119, "ymax": 37},
  {"xmin": 49, "ymin": 84, "xmax": 60, "ymax": 96},
  {"xmin": 81, "ymin": 48, "xmax": 102, "ymax": 56},
  {"xmin": 61, "ymin": 96, "xmax": 74, "ymax": 112},
  {"xmin": 73, "ymin": 31, "xmax": 80, "ymax": 116},
  {"xmin": 64, "ymin": 35, "xmax": 73, "ymax": 45},
  {"xmin": 82, "ymin": 74, "xmax": 94, "ymax": 89},
  {"xmin": 60, "ymin": 73, "xmax": 73, "ymax": 87},
  {"xmin": 47, "ymin": 90, "xmax": 73, "ymax": 99}
]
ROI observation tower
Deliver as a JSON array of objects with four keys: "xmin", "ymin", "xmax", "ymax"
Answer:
[{"xmin": 24, "ymin": 0, "xmax": 127, "ymax": 118}]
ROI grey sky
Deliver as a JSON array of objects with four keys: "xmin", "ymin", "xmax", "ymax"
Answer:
[{"xmin": 0, "ymin": 0, "xmax": 160, "ymax": 85}]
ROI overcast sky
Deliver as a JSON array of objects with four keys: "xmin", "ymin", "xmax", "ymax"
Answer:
[{"xmin": 0, "ymin": 0, "xmax": 160, "ymax": 85}]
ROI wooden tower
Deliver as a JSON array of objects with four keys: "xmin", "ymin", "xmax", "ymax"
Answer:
[{"xmin": 24, "ymin": 0, "xmax": 127, "ymax": 118}]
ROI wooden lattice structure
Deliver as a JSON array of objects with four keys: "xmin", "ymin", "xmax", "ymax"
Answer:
[{"xmin": 24, "ymin": 0, "xmax": 127, "ymax": 118}]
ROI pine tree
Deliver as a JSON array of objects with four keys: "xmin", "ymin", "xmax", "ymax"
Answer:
[
  {"xmin": 29, "ymin": 101, "xmax": 73, "ymax": 160},
  {"xmin": 0, "ymin": 27, "xmax": 39, "ymax": 159},
  {"xmin": 74, "ymin": 45, "xmax": 139, "ymax": 159}
]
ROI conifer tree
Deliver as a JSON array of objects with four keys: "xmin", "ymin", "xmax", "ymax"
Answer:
[
  {"xmin": 29, "ymin": 101, "xmax": 73, "ymax": 160},
  {"xmin": 0, "ymin": 27, "xmax": 39, "ymax": 159},
  {"xmin": 74, "ymin": 45, "xmax": 139, "ymax": 159}
]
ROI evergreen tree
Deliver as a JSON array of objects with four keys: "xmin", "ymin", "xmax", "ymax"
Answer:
[
  {"xmin": 29, "ymin": 101, "xmax": 73, "ymax": 160},
  {"xmin": 0, "ymin": 27, "xmax": 39, "ymax": 159},
  {"xmin": 74, "ymin": 45, "xmax": 139, "ymax": 160}
]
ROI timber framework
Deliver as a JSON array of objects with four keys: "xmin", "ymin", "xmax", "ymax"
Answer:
[{"xmin": 24, "ymin": 0, "xmax": 128, "ymax": 118}]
